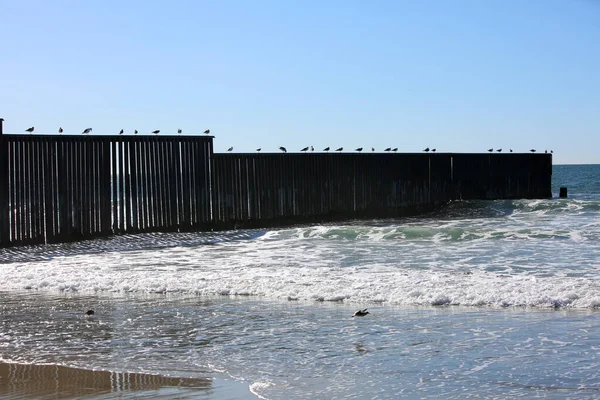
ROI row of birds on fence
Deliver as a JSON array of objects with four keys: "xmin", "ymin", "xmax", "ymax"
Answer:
[
  {"xmin": 227, "ymin": 146, "xmax": 553, "ymax": 153},
  {"xmin": 23, "ymin": 127, "xmax": 210, "ymax": 135},
  {"xmin": 19, "ymin": 127, "xmax": 552, "ymax": 154}
]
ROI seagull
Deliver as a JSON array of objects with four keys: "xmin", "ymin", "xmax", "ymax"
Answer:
[
  {"xmin": 510, "ymin": 149, "xmax": 513, "ymax": 153},
  {"xmin": 355, "ymin": 147, "xmax": 363, "ymax": 152},
  {"xmin": 488, "ymin": 148, "xmax": 493, "ymax": 152},
  {"xmin": 227, "ymin": 147, "xmax": 233, "ymax": 152},
  {"xmin": 134, "ymin": 130, "xmax": 138, "ymax": 134},
  {"xmin": 310, "ymin": 146, "xmax": 314, "ymax": 152},
  {"xmin": 431, "ymin": 148, "xmax": 436, "ymax": 152},
  {"xmin": 178, "ymin": 129, "xmax": 182, "ymax": 134},
  {"xmin": 530, "ymin": 149, "xmax": 536, "ymax": 153},
  {"xmin": 353, "ymin": 309, "xmax": 369, "ymax": 317},
  {"xmin": 335, "ymin": 147, "xmax": 343, "ymax": 152},
  {"xmin": 25, "ymin": 127, "xmax": 34, "ymax": 133},
  {"xmin": 323, "ymin": 147, "xmax": 330, "ymax": 152},
  {"xmin": 372, "ymin": 147, "xmax": 375, "ymax": 152},
  {"xmin": 279, "ymin": 146, "xmax": 287, "ymax": 153},
  {"xmin": 545, "ymin": 150, "xmax": 548, "ymax": 154},
  {"xmin": 384, "ymin": 148, "xmax": 391, "ymax": 152},
  {"xmin": 423, "ymin": 147, "xmax": 430, "ymax": 152},
  {"xmin": 152, "ymin": 130, "xmax": 160, "ymax": 134},
  {"xmin": 204, "ymin": 129, "xmax": 210, "ymax": 134},
  {"xmin": 301, "ymin": 146, "xmax": 309, "ymax": 152},
  {"xmin": 496, "ymin": 148, "xmax": 502, "ymax": 152},
  {"xmin": 58, "ymin": 127, "xmax": 63, "ymax": 133},
  {"xmin": 392, "ymin": 148, "xmax": 398, "ymax": 153},
  {"xmin": 85, "ymin": 310, "xmax": 95, "ymax": 316},
  {"xmin": 550, "ymin": 150, "xmax": 553, "ymax": 154},
  {"xmin": 82, "ymin": 128, "xmax": 92, "ymax": 134},
  {"xmin": 256, "ymin": 148, "xmax": 261, "ymax": 152},
  {"xmin": 119, "ymin": 129, "xmax": 124, "ymax": 135}
]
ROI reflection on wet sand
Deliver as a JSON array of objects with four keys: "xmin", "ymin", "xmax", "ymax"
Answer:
[{"xmin": 0, "ymin": 362, "xmax": 212, "ymax": 399}]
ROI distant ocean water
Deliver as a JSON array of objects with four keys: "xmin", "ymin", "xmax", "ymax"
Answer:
[{"xmin": 1, "ymin": 164, "xmax": 599, "ymax": 399}]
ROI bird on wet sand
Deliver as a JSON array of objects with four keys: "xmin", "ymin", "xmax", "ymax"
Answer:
[
  {"xmin": 353, "ymin": 309, "xmax": 369, "ymax": 317},
  {"xmin": 279, "ymin": 146, "xmax": 287, "ymax": 153},
  {"xmin": 335, "ymin": 147, "xmax": 343, "ymax": 152},
  {"xmin": 26, "ymin": 127, "xmax": 34, "ymax": 133},
  {"xmin": 82, "ymin": 128, "xmax": 92, "ymax": 134},
  {"xmin": 85, "ymin": 310, "xmax": 95, "ymax": 316},
  {"xmin": 152, "ymin": 130, "xmax": 160, "ymax": 135},
  {"xmin": 423, "ymin": 147, "xmax": 430, "ymax": 152},
  {"xmin": 323, "ymin": 147, "xmax": 330, "ymax": 152},
  {"xmin": 301, "ymin": 146, "xmax": 309, "ymax": 152},
  {"xmin": 119, "ymin": 129, "xmax": 124, "ymax": 135},
  {"xmin": 355, "ymin": 147, "xmax": 363, "ymax": 152},
  {"xmin": 204, "ymin": 129, "xmax": 210, "ymax": 134},
  {"xmin": 58, "ymin": 127, "xmax": 63, "ymax": 133},
  {"xmin": 227, "ymin": 147, "xmax": 233, "ymax": 152}
]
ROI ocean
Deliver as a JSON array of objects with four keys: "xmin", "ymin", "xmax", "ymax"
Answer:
[{"xmin": 1, "ymin": 164, "xmax": 599, "ymax": 399}]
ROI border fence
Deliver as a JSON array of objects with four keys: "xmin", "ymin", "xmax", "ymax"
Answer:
[{"xmin": 0, "ymin": 121, "xmax": 552, "ymax": 247}]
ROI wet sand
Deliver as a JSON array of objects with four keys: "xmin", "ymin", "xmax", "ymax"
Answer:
[{"xmin": 0, "ymin": 361, "xmax": 253, "ymax": 399}]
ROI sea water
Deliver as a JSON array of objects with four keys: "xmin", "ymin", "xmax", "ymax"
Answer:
[{"xmin": 1, "ymin": 164, "xmax": 599, "ymax": 399}]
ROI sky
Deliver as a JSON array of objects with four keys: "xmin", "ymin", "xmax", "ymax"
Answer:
[{"xmin": 1, "ymin": 0, "xmax": 598, "ymax": 164}]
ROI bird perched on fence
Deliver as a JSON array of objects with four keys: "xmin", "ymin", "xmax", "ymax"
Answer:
[
  {"xmin": 431, "ymin": 149, "xmax": 436, "ymax": 152},
  {"xmin": 488, "ymin": 148, "xmax": 493, "ymax": 152},
  {"xmin": 372, "ymin": 147, "xmax": 375, "ymax": 152},
  {"xmin": 178, "ymin": 129, "xmax": 182, "ymax": 134},
  {"xmin": 227, "ymin": 147, "xmax": 233, "ymax": 152},
  {"xmin": 384, "ymin": 148, "xmax": 391, "ymax": 152},
  {"xmin": 530, "ymin": 149, "xmax": 536, "ymax": 153},
  {"xmin": 204, "ymin": 129, "xmax": 210, "ymax": 134},
  {"xmin": 119, "ymin": 129, "xmax": 124, "ymax": 135},
  {"xmin": 510, "ymin": 149, "xmax": 513, "ymax": 153},
  {"xmin": 256, "ymin": 148, "xmax": 261, "ymax": 152},
  {"xmin": 496, "ymin": 148, "xmax": 502, "ymax": 152},
  {"xmin": 279, "ymin": 146, "xmax": 287, "ymax": 153},
  {"xmin": 423, "ymin": 147, "xmax": 430, "ymax": 152},
  {"xmin": 335, "ymin": 147, "xmax": 343, "ymax": 152},
  {"xmin": 82, "ymin": 128, "xmax": 92, "ymax": 134},
  {"xmin": 58, "ymin": 127, "xmax": 63, "ymax": 133},
  {"xmin": 355, "ymin": 147, "xmax": 363, "ymax": 152},
  {"xmin": 310, "ymin": 146, "xmax": 314, "ymax": 152},
  {"xmin": 301, "ymin": 146, "xmax": 309, "ymax": 152},
  {"xmin": 25, "ymin": 127, "xmax": 34, "ymax": 133},
  {"xmin": 134, "ymin": 130, "xmax": 138, "ymax": 134},
  {"xmin": 323, "ymin": 147, "xmax": 330, "ymax": 152},
  {"xmin": 392, "ymin": 148, "xmax": 398, "ymax": 153},
  {"xmin": 152, "ymin": 130, "xmax": 160, "ymax": 134}
]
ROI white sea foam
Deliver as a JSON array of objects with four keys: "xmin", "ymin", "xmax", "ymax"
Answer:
[{"xmin": 1, "ymin": 198, "xmax": 599, "ymax": 309}]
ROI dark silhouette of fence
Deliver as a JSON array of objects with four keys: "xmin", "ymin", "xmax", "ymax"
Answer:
[{"xmin": 0, "ymin": 119, "xmax": 552, "ymax": 247}]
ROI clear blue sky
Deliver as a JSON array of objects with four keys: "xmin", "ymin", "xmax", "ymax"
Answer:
[{"xmin": 1, "ymin": 0, "xmax": 598, "ymax": 164}]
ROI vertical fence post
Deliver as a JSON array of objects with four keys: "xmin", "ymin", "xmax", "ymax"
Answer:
[{"xmin": 0, "ymin": 118, "xmax": 9, "ymax": 245}]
